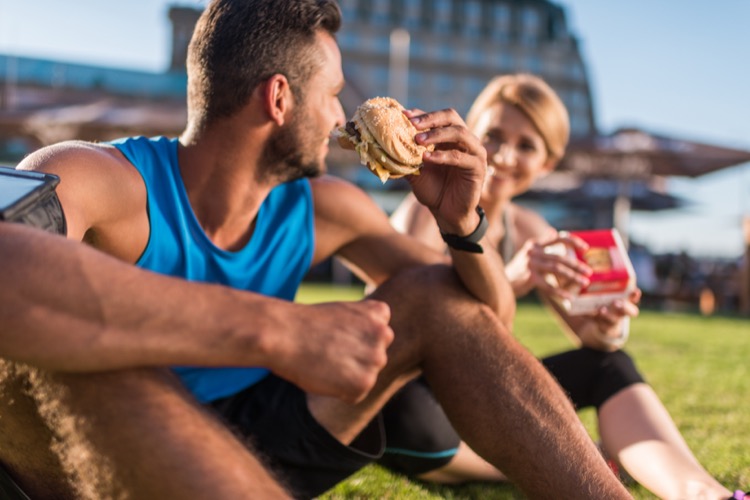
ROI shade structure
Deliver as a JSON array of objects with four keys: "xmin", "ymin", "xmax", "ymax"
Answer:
[
  {"xmin": 520, "ymin": 178, "xmax": 687, "ymax": 211},
  {"xmin": 0, "ymin": 98, "xmax": 186, "ymax": 147},
  {"xmin": 551, "ymin": 127, "xmax": 750, "ymax": 248},
  {"xmin": 558, "ymin": 127, "xmax": 750, "ymax": 180}
]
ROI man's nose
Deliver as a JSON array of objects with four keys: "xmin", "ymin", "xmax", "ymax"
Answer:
[{"xmin": 334, "ymin": 98, "xmax": 346, "ymax": 128}]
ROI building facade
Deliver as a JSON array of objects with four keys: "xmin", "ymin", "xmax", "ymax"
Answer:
[
  {"xmin": 336, "ymin": 0, "xmax": 596, "ymax": 138},
  {"xmin": 0, "ymin": 1, "xmax": 596, "ymax": 163},
  {"xmin": 161, "ymin": 0, "xmax": 597, "ymax": 138},
  {"xmin": 0, "ymin": 54, "xmax": 186, "ymax": 162}
]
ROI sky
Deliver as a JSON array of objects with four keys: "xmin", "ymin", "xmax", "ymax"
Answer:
[
  {"xmin": 0, "ymin": 0, "xmax": 748, "ymax": 258},
  {"xmin": 557, "ymin": 0, "xmax": 750, "ymax": 259}
]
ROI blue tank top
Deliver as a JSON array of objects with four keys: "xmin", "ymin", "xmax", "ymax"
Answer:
[{"xmin": 111, "ymin": 136, "xmax": 314, "ymax": 402}]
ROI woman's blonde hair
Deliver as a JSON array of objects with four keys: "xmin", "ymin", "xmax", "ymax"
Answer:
[{"xmin": 465, "ymin": 74, "xmax": 570, "ymax": 161}]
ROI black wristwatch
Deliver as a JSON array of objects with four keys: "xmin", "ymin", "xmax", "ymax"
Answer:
[{"xmin": 440, "ymin": 206, "xmax": 488, "ymax": 254}]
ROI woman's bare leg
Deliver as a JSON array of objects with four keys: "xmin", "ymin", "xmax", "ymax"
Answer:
[
  {"xmin": 599, "ymin": 383, "xmax": 731, "ymax": 500},
  {"xmin": 417, "ymin": 442, "xmax": 507, "ymax": 484}
]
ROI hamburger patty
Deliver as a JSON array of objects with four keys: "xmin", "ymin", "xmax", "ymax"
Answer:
[{"xmin": 345, "ymin": 121, "xmax": 361, "ymax": 142}]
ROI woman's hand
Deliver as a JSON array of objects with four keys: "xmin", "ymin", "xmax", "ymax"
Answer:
[
  {"xmin": 577, "ymin": 289, "xmax": 642, "ymax": 351},
  {"xmin": 505, "ymin": 233, "xmax": 592, "ymax": 298}
]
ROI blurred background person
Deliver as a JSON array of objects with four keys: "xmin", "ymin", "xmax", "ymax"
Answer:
[{"xmin": 383, "ymin": 73, "xmax": 739, "ymax": 500}]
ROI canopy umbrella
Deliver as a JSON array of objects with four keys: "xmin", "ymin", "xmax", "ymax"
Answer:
[
  {"xmin": 554, "ymin": 127, "xmax": 750, "ymax": 246},
  {"xmin": 520, "ymin": 174, "xmax": 688, "ymax": 235},
  {"xmin": 0, "ymin": 98, "xmax": 186, "ymax": 147},
  {"xmin": 559, "ymin": 127, "xmax": 750, "ymax": 180},
  {"xmin": 521, "ymin": 178, "xmax": 687, "ymax": 211}
]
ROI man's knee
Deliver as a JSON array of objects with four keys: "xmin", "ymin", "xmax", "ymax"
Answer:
[
  {"xmin": 371, "ymin": 264, "xmax": 497, "ymax": 333},
  {"xmin": 369, "ymin": 265, "xmax": 510, "ymax": 378}
]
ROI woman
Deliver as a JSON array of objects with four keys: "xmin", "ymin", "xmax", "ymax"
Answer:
[{"xmin": 381, "ymin": 74, "xmax": 741, "ymax": 500}]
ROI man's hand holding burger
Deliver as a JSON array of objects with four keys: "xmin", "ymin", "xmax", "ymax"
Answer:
[
  {"xmin": 339, "ymin": 96, "xmax": 512, "ymax": 320},
  {"xmin": 337, "ymin": 98, "xmax": 487, "ymax": 237},
  {"xmin": 403, "ymin": 107, "xmax": 487, "ymax": 238},
  {"xmin": 405, "ymin": 106, "xmax": 515, "ymax": 321}
]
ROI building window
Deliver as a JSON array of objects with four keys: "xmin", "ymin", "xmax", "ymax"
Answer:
[
  {"xmin": 343, "ymin": 62, "xmax": 359, "ymax": 79},
  {"xmin": 489, "ymin": 3, "xmax": 511, "ymax": 43},
  {"xmin": 549, "ymin": 12, "xmax": 568, "ymax": 41},
  {"xmin": 438, "ymin": 42, "xmax": 454, "ymax": 61},
  {"xmin": 469, "ymin": 77, "xmax": 488, "ymax": 99},
  {"xmin": 436, "ymin": 74, "xmax": 453, "ymax": 93},
  {"xmin": 525, "ymin": 54, "xmax": 543, "ymax": 74},
  {"xmin": 520, "ymin": 7, "xmax": 540, "ymax": 47},
  {"xmin": 410, "ymin": 38, "xmax": 427, "ymax": 58},
  {"xmin": 404, "ymin": 0, "xmax": 421, "ymax": 29},
  {"xmin": 567, "ymin": 62, "xmax": 585, "ymax": 82},
  {"xmin": 570, "ymin": 90, "xmax": 587, "ymax": 109},
  {"xmin": 410, "ymin": 71, "xmax": 425, "ymax": 88},
  {"xmin": 468, "ymin": 44, "xmax": 485, "ymax": 65},
  {"xmin": 433, "ymin": 0, "xmax": 452, "ymax": 35},
  {"xmin": 371, "ymin": 0, "xmax": 390, "ymax": 26},
  {"xmin": 497, "ymin": 51, "xmax": 514, "ymax": 71},
  {"xmin": 339, "ymin": 0, "xmax": 358, "ymax": 21},
  {"xmin": 343, "ymin": 62, "xmax": 361, "ymax": 93},
  {"xmin": 374, "ymin": 65, "xmax": 389, "ymax": 93},
  {"xmin": 570, "ymin": 113, "xmax": 590, "ymax": 137},
  {"xmin": 411, "ymin": 94, "xmax": 429, "ymax": 114},
  {"xmin": 462, "ymin": 1, "xmax": 482, "ymax": 39},
  {"xmin": 338, "ymin": 30, "xmax": 356, "ymax": 50},
  {"xmin": 546, "ymin": 59, "xmax": 564, "ymax": 78},
  {"xmin": 375, "ymin": 33, "xmax": 391, "ymax": 54}
]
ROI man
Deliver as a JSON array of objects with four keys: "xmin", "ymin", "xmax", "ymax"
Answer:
[{"xmin": 0, "ymin": 1, "xmax": 632, "ymax": 498}]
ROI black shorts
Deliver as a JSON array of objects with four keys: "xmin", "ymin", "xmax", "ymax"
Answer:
[
  {"xmin": 377, "ymin": 377, "xmax": 460, "ymax": 475},
  {"xmin": 378, "ymin": 348, "xmax": 645, "ymax": 476},
  {"xmin": 542, "ymin": 348, "xmax": 646, "ymax": 409},
  {"xmin": 208, "ymin": 374, "xmax": 385, "ymax": 499}
]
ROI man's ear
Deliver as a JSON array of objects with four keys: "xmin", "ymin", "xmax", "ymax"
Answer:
[{"xmin": 262, "ymin": 74, "xmax": 293, "ymax": 126}]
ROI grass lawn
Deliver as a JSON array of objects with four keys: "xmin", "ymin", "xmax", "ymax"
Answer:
[{"xmin": 296, "ymin": 283, "xmax": 750, "ymax": 499}]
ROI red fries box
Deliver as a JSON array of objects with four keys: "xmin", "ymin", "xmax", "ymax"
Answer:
[{"xmin": 545, "ymin": 229, "xmax": 637, "ymax": 315}]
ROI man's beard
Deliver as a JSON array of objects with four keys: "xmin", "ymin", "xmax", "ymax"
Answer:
[{"xmin": 259, "ymin": 115, "xmax": 323, "ymax": 183}]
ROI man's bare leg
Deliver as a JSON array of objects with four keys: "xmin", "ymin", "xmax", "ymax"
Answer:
[
  {"xmin": 0, "ymin": 361, "xmax": 289, "ymax": 499},
  {"xmin": 309, "ymin": 266, "xmax": 631, "ymax": 499}
]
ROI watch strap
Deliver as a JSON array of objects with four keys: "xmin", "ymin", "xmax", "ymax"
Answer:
[{"xmin": 440, "ymin": 206, "xmax": 488, "ymax": 254}]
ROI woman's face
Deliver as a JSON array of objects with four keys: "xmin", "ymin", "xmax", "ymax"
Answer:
[{"xmin": 475, "ymin": 101, "xmax": 556, "ymax": 204}]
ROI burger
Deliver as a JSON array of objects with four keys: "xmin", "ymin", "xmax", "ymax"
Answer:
[{"xmin": 335, "ymin": 97, "xmax": 433, "ymax": 183}]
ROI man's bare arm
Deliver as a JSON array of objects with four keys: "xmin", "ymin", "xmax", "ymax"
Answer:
[
  {"xmin": 311, "ymin": 176, "xmax": 447, "ymax": 287},
  {"xmin": 405, "ymin": 108, "xmax": 516, "ymax": 320},
  {"xmin": 389, "ymin": 192, "xmax": 516, "ymax": 324},
  {"xmin": 327, "ymin": 108, "xmax": 516, "ymax": 320},
  {"xmin": 0, "ymin": 222, "xmax": 393, "ymax": 402},
  {"xmin": 2, "ymin": 144, "xmax": 393, "ymax": 403}
]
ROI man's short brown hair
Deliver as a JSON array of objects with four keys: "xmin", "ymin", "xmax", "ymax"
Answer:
[{"xmin": 186, "ymin": 0, "xmax": 342, "ymax": 128}]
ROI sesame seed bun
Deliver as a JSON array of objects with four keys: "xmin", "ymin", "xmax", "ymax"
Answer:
[{"xmin": 337, "ymin": 97, "xmax": 433, "ymax": 183}]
